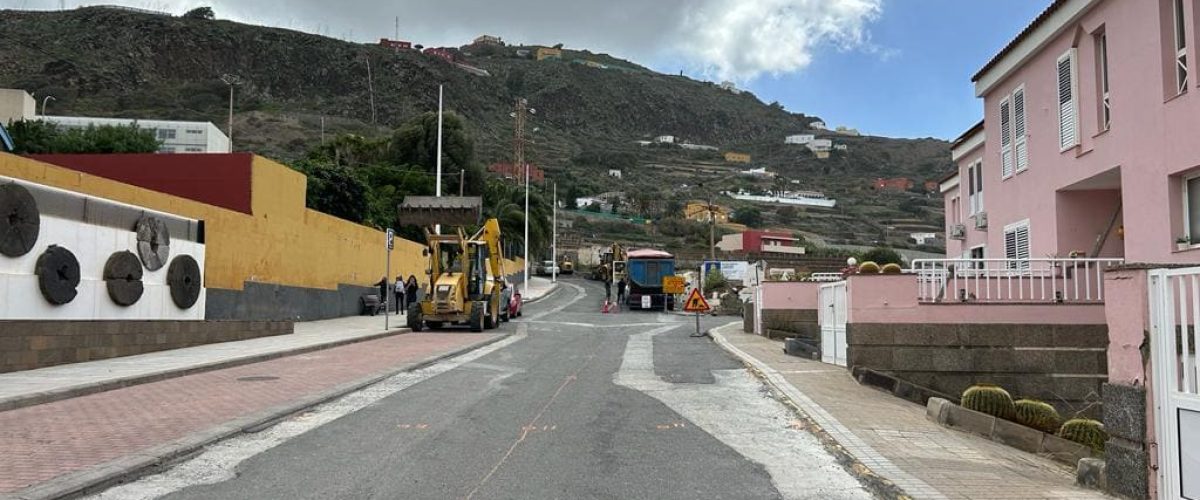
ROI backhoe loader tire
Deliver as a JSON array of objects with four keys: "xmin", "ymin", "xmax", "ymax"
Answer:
[
  {"xmin": 469, "ymin": 300, "xmax": 485, "ymax": 332},
  {"xmin": 407, "ymin": 303, "xmax": 424, "ymax": 332},
  {"xmin": 484, "ymin": 298, "xmax": 498, "ymax": 329}
]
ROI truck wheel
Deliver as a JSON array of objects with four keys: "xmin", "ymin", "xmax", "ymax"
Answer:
[
  {"xmin": 469, "ymin": 301, "xmax": 485, "ymax": 332},
  {"xmin": 485, "ymin": 299, "xmax": 499, "ymax": 329},
  {"xmin": 407, "ymin": 303, "xmax": 424, "ymax": 332}
]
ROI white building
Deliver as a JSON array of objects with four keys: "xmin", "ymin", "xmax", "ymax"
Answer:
[
  {"xmin": 608, "ymin": 169, "xmax": 622, "ymax": 179},
  {"xmin": 739, "ymin": 167, "xmax": 776, "ymax": 178},
  {"xmin": 678, "ymin": 143, "xmax": 718, "ymax": 151},
  {"xmin": 719, "ymin": 81, "xmax": 741, "ymax": 94},
  {"xmin": 833, "ymin": 144, "xmax": 849, "ymax": 151},
  {"xmin": 0, "ymin": 89, "xmax": 34, "ymax": 125},
  {"xmin": 0, "ymin": 89, "xmax": 229, "ymax": 153},
  {"xmin": 806, "ymin": 139, "xmax": 833, "ymax": 153},
  {"xmin": 809, "ymin": 121, "xmax": 827, "ymax": 130},
  {"xmin": 42, "ymin": 116, "xmax": 230, "ymax": 153},
  {"xmin": 784, "ymin": 134, "xmax": 814, "ymax": 145},
  {"xmin": 910, "ymin": 232, "xmax": 939, "ymax": 245},
  {"xmin": 654, "ymin": 135, "xmax": 675, "ymax": 144},
  {"xmin": 835, "ymin": 126, "xmax": 860, "ymax": 136}
]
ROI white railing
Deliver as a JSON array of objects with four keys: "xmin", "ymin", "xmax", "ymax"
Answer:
[{"xmin": 911, "ymin": 258, "xmax": 1124, "ymax": 303}]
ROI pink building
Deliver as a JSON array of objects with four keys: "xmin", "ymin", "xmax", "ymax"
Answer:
[{"xmin": 939, "ymin": 1, "xmax": 1200, "ymax": 498}]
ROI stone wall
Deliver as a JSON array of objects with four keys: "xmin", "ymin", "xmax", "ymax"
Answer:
[
  {"xmin": 1102, "ymin": 383, "xmax": 1149, "ymax": 499},
  {"xmin": 0, "ymin": 320, "xmax": 292, "ymax": 373},
  {"xmin": 762, "ymin": 308, "xmax": 818, "ymax": 340},
  {"xmin": 847, "ymin": 323, "xmax": 1108, "ymax": 418}
]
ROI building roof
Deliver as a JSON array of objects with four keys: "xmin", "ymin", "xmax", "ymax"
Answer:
[
  {"xmin": 951, "ymin": 120, "xmax": 985, "ymax": 149},
  {"xmin": 972, "ymin": 0, "xmax": 1069, "ymax": 82},
  {"xmin": 937, "ymin": 169, "xmax": 960, "ymax": 184},
  {"xmin": 628, "ymin": 249, "xmax": 673, "ymax": 259}
]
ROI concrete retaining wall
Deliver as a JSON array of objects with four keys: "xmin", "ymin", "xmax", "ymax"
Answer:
[
  {"xmin": 0, "ymin": 320, "xmax": 292, "ymax": 373},
  {"xmin": 848, "ymin": 322, "xmax": 1108, "ymax": 418}
]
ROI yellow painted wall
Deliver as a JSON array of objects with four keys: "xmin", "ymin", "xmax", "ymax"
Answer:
[{"xmin": 0, "ymin": 153, "xmax": 525, "ymax": 292}]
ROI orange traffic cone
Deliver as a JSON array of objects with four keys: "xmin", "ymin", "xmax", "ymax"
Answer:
[{"xmin": 602, "ymin": 300, "xmax": 612, "ymax": 313}]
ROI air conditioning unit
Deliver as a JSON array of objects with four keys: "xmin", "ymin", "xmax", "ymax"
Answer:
[
  {"xmin": 974, "ymin": 212, "xmax": 989, "ymax": 229},
  {"xmin": 950, "ymin": 224, "xmax": 967, "ymax": 240}
]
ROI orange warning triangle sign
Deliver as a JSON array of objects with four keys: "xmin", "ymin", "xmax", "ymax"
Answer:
[{"xmin": 683, "ymin": 288, "xmax": 711, "ymax": 313}]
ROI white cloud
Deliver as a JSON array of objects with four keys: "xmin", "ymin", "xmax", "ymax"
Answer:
[
  {"xmin": 7, "ymin": 0, "xmax": 884, "ymax": 82},
  {"xmin": 676, "ymin": 0, "xmax": 883, "ymax": 81}
]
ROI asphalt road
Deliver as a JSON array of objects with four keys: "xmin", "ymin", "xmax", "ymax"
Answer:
[{"xmin": 96, "ymin": 278, "xmax": 869, "ymax": 500}]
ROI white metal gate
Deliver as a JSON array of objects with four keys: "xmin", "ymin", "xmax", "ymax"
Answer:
[
  {"xmin": 1149, "ymin": 268, "xmax": 1200, "ymax": 500},
  {"xmin": 818, "ymin": 282, "xmax": 847, "ymax": 367}
]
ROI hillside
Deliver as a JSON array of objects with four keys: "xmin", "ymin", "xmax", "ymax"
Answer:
[{"xmin": 0, "ymin": 6, "xmax": 952, "ymax": 252}]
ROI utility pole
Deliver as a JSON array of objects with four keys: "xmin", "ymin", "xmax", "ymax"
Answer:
[
  {"xmin": 394, "ymin": 16, "xmax": 399, "ymax": 40},
  {"xmin": 220, "ymin": 74, "xmax": 241, "ymax": 153},
  {"xmin": 709, "ymin": 196, "xmax": 717, "ymax": 261},
  {"xmin": 459, "ymin": 169, "xmax": 465, "ymax": 197},
  {"xmin": 365, "ymin": 56, "xmax": 377, "ymax": 125},
  {"xmin": 435, "ymin": 84, "xmax": 444, "ymax": 234},
  {"xmin": 320, "ymin": 116, "xmax": 326, "ymax": 143},
  {"xmin": 552, "ymin": 182, "xmax": 557, "ymax": 284},
  {"xmin": 511, "ymin": 98, "xmax": 535, "ymax": 297}
]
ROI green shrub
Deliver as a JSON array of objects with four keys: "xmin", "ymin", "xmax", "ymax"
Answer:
[
  {"xmin": 961, "ymin": 384, "xmax": 1015, "ymax": 420},
  {"xmin": 859, "ymin": 247, "xmax": 904, "ymax": 266},
  {"xmin": 1013, "ymin": 400, "xmax": 1062, "ymax": 433},
  {"xmin": 858, "ymin": 261, "xmax": 881, "ymax": 274},
  {"xmin": 881, "ymin": 263, "xmax": 903, "ymax": 274},
  {"xmin": 1058, "ymin": 419, "xmax": 1107, "ymax": 453}
]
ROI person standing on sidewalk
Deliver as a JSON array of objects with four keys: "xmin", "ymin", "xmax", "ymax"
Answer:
[
  {"xmin": 405, "ymin": 275, "xmax": 420, "ymax": 310},
  {"xmin": 604, "ymin": 275, "xmax": 612, "ymax": 301},
  {"xmin": 376, "ymin": 276, "xmax": 389, "ymax": 313},
  {"xmin": 400, "ymin": 276, "xmax": 410, "ymax": 311},
  {"xmin": 616, "ymin": 278, "xmax": 627, "ymax": 310}
]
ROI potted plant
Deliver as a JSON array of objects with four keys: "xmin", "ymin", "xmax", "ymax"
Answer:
[{"xmin": 1178, "ymin": 236, "xmax": 1192, "ymax": 251}]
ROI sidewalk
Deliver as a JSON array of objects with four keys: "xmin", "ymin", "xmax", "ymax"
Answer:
[
  {"xmin": 0, "ymin": 315, "xmax": 413, "ymax": 412},
  {"xmin": 522, "ymin": 276, "xmax": 559, "ymax": 303},
  {"xmin": 0, "ymin": 329, "xmax": 506, "ymax": 499},
  {"xmin": 711, "ymin": 323, "xmax": 1112, "ymax": 500}
]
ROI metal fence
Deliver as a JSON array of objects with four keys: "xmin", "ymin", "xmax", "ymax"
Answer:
[{"xmin": 910, "ymin": 258, "xmax": 1124, "ymax": 303}]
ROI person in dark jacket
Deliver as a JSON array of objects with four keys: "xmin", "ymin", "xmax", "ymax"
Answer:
[
  {"xmin": 376, "ymin": 276, "xmax": 389, "ymax": 313},
  {"xmin": 616, "ymin": 278, "xmax": 627, "ymax": 309},
  {"xmin": 405, "ymin": 275, "xmax": 420, "ymax": 310}
]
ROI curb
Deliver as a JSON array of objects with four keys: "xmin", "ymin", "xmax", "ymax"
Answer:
[
  {"xmin": 0, "ymin": 327, "xmax": 412, "ymax": 413},
  {"xmin": 8, "ymin": 332, "xmax": 511, "ymax": 500},
  {"xmin": 706, "ymin": 323, "xmax": 932, "ymax": 500}
]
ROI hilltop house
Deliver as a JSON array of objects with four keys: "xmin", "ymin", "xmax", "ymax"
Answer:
[
  {"xmin": 724, "ymin": 152, "xmax": 751, "ymax": 164},
  {"xmin": 810, "ymin": 121, "xmax": 827, "ymax": 130},
  {"xmin": 488, "ymin": 162, "xmax": 544, "ymax": 183},
  {"xmin": 717, "ymin": 230, "xmax": 806, "ymax": 255},
  {"xmin": 684, "ymin": 201, "xmax": 730, "ymax": 223},
  {"xmin": 378, "ymin": 38, "xmax": 412, "ymax": 51},
  {"xmin": 536, "ymin": 47, "xmax": 562, "ymax": 61},
  {"xmin": 806, "ymin": 139, "xmax": 833, "ymax": 159},
  {"xmin": 872, "ymin": 177, "xmax": 914, "ymax": 191},
  {"xmin": 785, "ymin": 134, "xmax": 815, "ymax": 145},
  {"xmin": 654, "ymin": 135, "xmax": 675, "ymax": 144},
  {"xmin": 473, "ymin": 34, "xmax": 502, "ymax": 45}
]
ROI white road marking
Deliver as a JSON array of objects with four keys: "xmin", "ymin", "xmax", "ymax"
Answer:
[
  {"xmin": 84, "ymin": 328, "xmax": 528, "ymax": 500},
  {"xmin": 614, "ymin": 325, "xmax": 872, "ymax": 500}
]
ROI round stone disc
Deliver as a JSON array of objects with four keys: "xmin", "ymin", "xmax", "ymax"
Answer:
[
  {"xmin": 167, "ymin": 255, "xmax": 202, "ymax": 309},
  {"xmin": 36, "ymin": 245, "xmax": 80, "ymax": 305},
  {"xmin": 135, "ymin": 216, "xmax": 171, "ymax": 271},
  {"xmin": 0, "ymin": 183, "xmax": 40, "ymax": 258},
  {"xmin": 104, "ymin": 251, "xmax": 144, "ymax": 307}
]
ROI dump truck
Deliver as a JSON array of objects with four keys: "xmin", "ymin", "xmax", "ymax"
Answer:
[{"xmin": 625, "ymin": 248, "xmax": 675, "ymax": 310}]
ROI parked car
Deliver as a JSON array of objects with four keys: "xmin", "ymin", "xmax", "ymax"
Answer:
[{"xmin": 536, "ymin": 260, "xmax": 560, "ymax": 276}]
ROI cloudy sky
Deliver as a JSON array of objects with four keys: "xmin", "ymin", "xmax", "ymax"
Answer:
[{"xmin": 3, "ymin": 0, "xmax": 1048, "ymax": 139}]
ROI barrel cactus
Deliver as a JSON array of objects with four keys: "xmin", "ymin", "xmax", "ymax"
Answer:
[
  {"xmin": 1058, "ymin": 419, "xmax": 1107, "ymax": 453},
  {"xmin": 858, "ymin": 261, "xmax": 881, "ymax": 273},
  {"xmin": 1013, "ymin": 399, "xmax": 1062, "ymax": 433},
  {"xmin": 881, "ymin": 263, "xmax": 903, "ymax": 274},
  {"xmin": 960, "ymin": 384, "xmax": 1016, "ymax": 420}
]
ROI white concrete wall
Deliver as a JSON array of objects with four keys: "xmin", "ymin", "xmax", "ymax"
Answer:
[
  {"xmin": 0, "ymin": 215, "xmax": 206, "ymax": 320},
  {"xmin": 0, "ymin": 89, "xmax": 35, "ymax": 125}
]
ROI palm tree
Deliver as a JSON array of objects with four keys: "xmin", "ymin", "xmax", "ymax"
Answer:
[{"xmin": 483, "ymin": 179, "xmax": 552, "ymax": 257}]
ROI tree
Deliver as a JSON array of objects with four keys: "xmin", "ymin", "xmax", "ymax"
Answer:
[
  {"xmin": 7, "ymin": 120, "xmax": 159, "ymax": 154},
  {"xmin": 704, "ymin": 268, "xmax": 728, "ymax": 292},
  {"xmin": 291, "ymin": 160, "xmax": 369, "ymax": 223},
  {"xmin": 390, "ymin": 111, "xmax": 484, "ymax": 195},
  {"xmin": 482, "ymin": 179, "xmax": 552, "ymax": 255},
  {"xmin": 182, "ymin": 7, "xmax": 214, "ymax": 19},
  {"xmin": 732, "ymin": 206, "xmax": 764, "ymax": 228}
]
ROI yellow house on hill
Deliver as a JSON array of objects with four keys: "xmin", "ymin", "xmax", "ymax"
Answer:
[
  {"xmin": 536, "ymin": 47, "xmax": 563, "ymax": 61},
  {"xmin": 724, "ymin": 152, "xmax": 751, "ymax": 164},
  {"xmin": 684, "ymin": 201, "xmax": 731, "ymax": 223}
]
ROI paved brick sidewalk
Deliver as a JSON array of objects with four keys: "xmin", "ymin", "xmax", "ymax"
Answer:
[
  {"xmin": 0, "ymin": 331, "xmax": 500, "ymax": 496},
  {"xmin": 712, "ymin": 323, "xmax": 1112, "ymax": 500}
]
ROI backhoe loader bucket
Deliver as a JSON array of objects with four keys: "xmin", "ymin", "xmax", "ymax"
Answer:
[{"xmin": 397, "ymin": 196, "xmax": 482, "ymax": 227}]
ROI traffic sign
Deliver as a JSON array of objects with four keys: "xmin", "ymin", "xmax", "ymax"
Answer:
[
  {"xmin": 683, "ymin": 288, "xmax": 711, "ymax": 313},
  {"xmin": 386, "ymin": 228, "xmax": 395, "ymax": 250},
  {"xmin": 662, "ymin": 276, "xmax": 686, "ymax": 294}
]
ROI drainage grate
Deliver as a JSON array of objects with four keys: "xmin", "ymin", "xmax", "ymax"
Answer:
[{"xmin": 236, "ymin": 376, "xmax": 280, "ymax": 382}]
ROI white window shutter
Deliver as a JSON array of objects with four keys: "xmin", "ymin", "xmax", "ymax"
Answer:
[
  {"xmin": 1000, "ymin": 99, "xmax": 1013, "ymax": 177},
  {"xmin": 1013, "ymin": 88, "xmax": 1028, "ymax": 171},
  {"xmin": 1057, "ymin": 50, "xmax": 1078, "ymax": 150}
]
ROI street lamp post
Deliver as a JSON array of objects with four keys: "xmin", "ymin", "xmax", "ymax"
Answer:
[
  {"xmin": 552, "ymin": 182, "xmax": 557, "ymax": 284},
  {"xmin": 40, "ymin": 96, "xmax": 55, "ymax": 116},
  {"xmin": 511, "ymin": 98, "xmax": 535, "ymax": 297},
  {"xmin": 220, "ymin": 74, "xmax": 241, "ymax": 153}
]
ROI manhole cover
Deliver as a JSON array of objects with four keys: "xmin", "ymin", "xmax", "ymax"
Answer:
[{"xmin": 237, "ymin": 376, "xmax": 280, "ymax": 382}]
